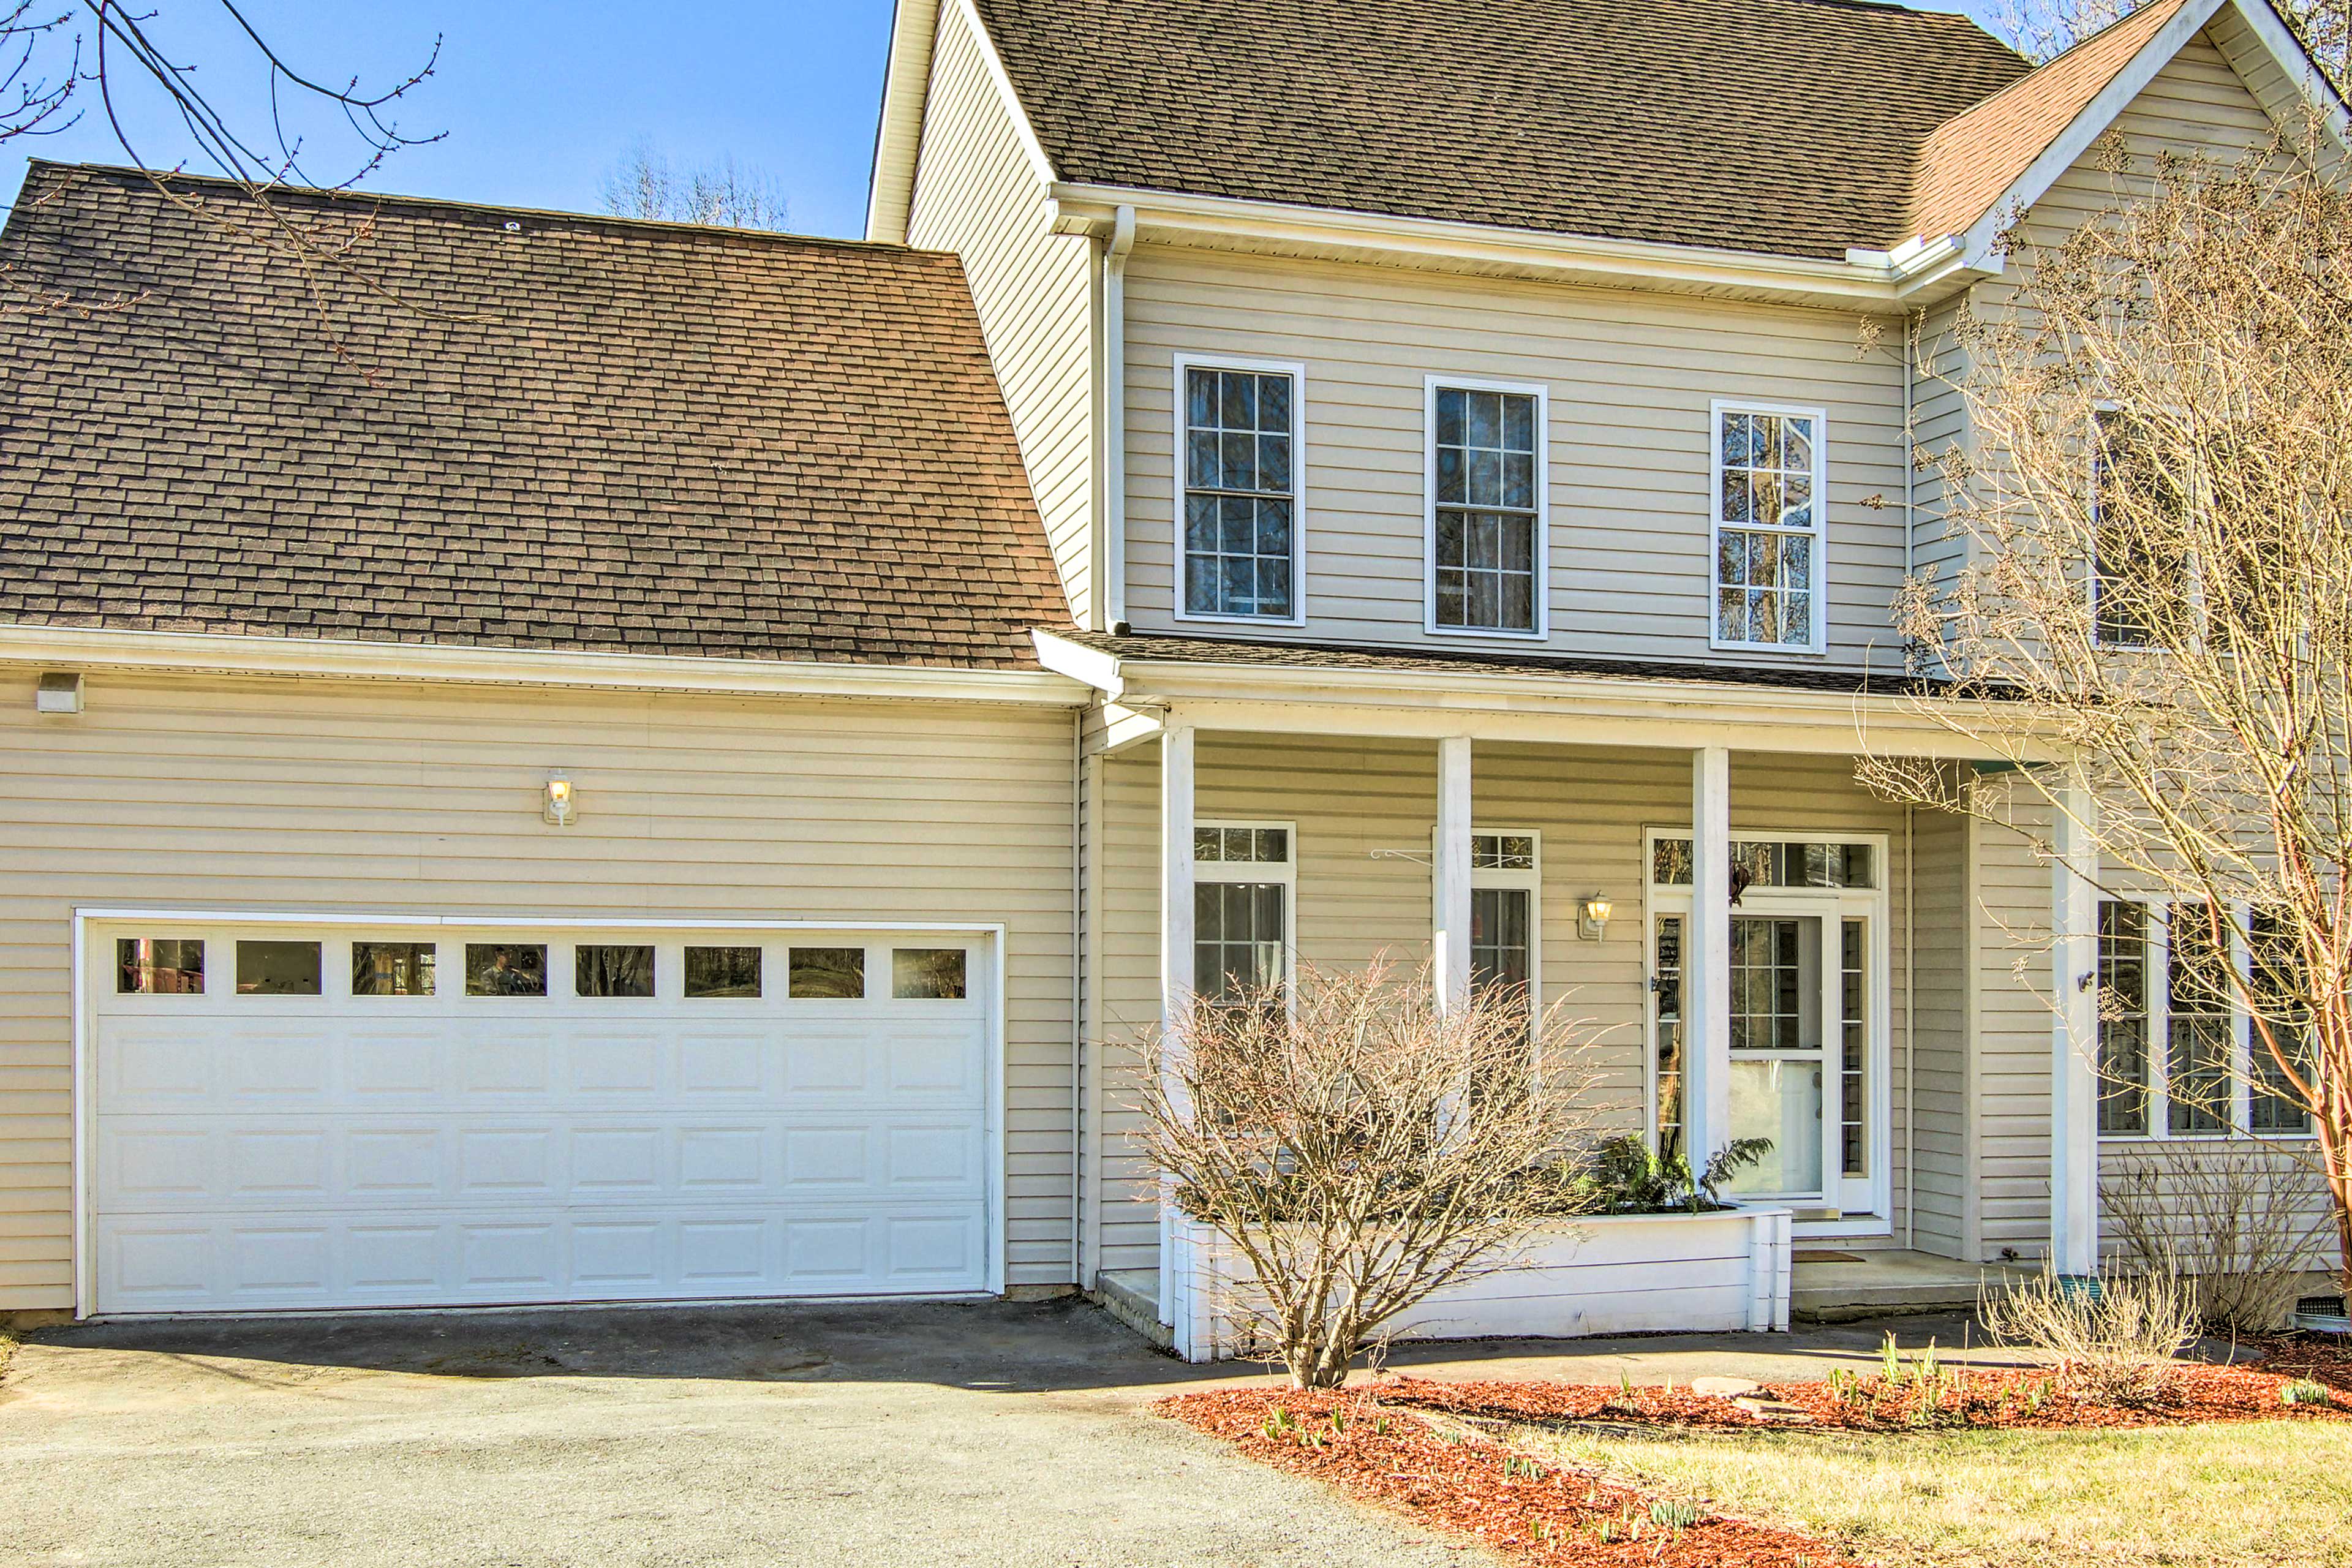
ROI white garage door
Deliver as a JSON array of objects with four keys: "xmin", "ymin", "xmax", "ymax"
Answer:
[{"xmin": 88, "ymin": 922, "xmax": 995, "ymax": 1314}]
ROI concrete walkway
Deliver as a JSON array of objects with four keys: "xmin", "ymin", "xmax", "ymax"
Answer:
[{"xmin": 0, "ymin": 1297, "xmax": 2052, "ymax": 1568}]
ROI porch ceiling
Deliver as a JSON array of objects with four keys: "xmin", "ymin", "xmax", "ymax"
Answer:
[{"xmin": 1035, "ymin": 628, "xmax": 2031, "ymax": 761}]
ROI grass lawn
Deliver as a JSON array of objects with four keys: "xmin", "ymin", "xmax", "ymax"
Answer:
[{"xmin": 1510, "ymin": 1417, "xmax": 2352, "ymax": 1568}]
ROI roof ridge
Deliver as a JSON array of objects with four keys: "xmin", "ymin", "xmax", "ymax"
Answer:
[{"xmin": 21, "ymin": 160, "xmax": 940, "ymax": 258}]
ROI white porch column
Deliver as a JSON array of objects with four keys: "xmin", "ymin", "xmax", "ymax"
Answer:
[
  {"xmin": 1434, "ymin": 737, "xmax": 1474, "ymax": 1012},
  {"xmin": 2050, "ymin": 785, "xmax": 2101, "ymax": 1276},
  {"xmin": 1686, "ymin": 746, "xmax": 1732, "ymax": 1166},
  {"xmin": 1157, "ymin": 722, "xmax": 1197, "ymax": 1329}
]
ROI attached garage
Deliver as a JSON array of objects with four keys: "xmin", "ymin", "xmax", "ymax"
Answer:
[{"xmin": 82, "ymin": 919, "xmax": 1002, "ymax": 1315}]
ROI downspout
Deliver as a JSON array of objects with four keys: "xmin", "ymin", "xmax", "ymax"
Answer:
[
  {"xmin": 1071, "ymin": 708, "xmax": 1084, "ymax": 1287},
  {"xmin": 1102, "ymin": 205, "xmax": 1136, "ymax": 633},
  {"xmin": 1902, "ymin": 318, "xmax": 1920, "ymax": 1252},
  {"xmin": 1905, "ymin": 803, "xmax": 1917, "ymax": 1251}
]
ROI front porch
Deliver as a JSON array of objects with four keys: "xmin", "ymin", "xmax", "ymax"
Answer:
[{"xmin": 1050, "ymin": 631, "xmax": 2098, "ymax": 1354}]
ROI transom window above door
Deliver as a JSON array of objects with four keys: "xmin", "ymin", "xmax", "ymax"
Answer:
[
  {"xmin": 1428, "ymin": 380, "xmax": 1545, "ymax": 638},
  {"xmin": 1179, "ymin": 358, "xmax": 1301, "ymax": 623},
  {"xmin": 1713, "ymin": 402, "xmax": 1826, "ymax": 652}
]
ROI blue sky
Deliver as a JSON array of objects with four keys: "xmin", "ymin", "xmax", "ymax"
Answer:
[
  {"xmin": 3, "ymin": 1, "xmax": 901, "ymax": 237},
  {"xmin": 4, "ymin": 0, "xmax": 2011, "ymax": 240}
]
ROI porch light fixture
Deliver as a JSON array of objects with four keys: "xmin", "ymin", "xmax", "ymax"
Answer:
[
  {"xmin": 541, "ymin": 775, "xmax": 578, "ymax": 827},
  {"xmin": 34, "ymin": 671, "xmax": 82, "ymax": 714},
  {"xmin": 1578, "ymin": 896, "xmax": 1613, "ymax": 941}
]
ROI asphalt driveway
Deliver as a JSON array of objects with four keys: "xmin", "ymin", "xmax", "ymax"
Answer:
[{"xmin": 0, "ymin": 1297, "xmax": 1482, "ymax": 1568}]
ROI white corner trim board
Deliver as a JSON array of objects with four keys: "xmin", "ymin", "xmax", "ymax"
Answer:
[{"xmin": 0, "ymin": 625, "xmax": 1091, "ymax": 706}]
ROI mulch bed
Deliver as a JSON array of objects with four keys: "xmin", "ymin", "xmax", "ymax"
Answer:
[
  {"xmin": 1158, "ymin": 1347, "xmax": 2347, "ymax": 1567},
  {"xmin": 1378, "ymin": 1357, "xmax": 2351, "ymax": 1433},
  {"xmin": 1161, "ymin": 1385, "xmax": 1841, "ymax": 1567}
]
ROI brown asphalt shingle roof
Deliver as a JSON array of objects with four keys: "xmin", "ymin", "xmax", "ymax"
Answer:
[
  {"xmin": 0, "ymin": 162, "xmax": 1071, "ymax": 669},
  {"xmin": 970, "ymin": 0, "xmax": 2032, "ymax": 260},
  {"xmin": 1901, "ymin": 0, "xmax": 2193, "ymax": 243}
]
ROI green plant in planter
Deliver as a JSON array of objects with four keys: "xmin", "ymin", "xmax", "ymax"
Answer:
[{"xmin": 1573, "ymin": 1133, "xmax": 1774, "ymax": 1214}]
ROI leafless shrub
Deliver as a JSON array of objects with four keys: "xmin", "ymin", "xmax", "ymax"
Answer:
[
  {"xmin": 2105, "ymin": 1141, "xmax": 2335, "ymax": 1332},
  {"xmin": 1136, "ymin": 959, "xmax": 1608, "ymax": 1389},
  {"xmin": 1861, "ymin": 124, "xmax": 2352, "ymax": 1300},
  {"xmin": 1982, "ymin": 1259, "xmax": 2201, "ymax": 1406}
]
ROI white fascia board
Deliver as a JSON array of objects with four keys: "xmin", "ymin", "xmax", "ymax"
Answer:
[
  {"xmin": 1047, "ymin": 184, "xmax": 1996, "ymax": 311},
  {"xmin": 0, "ymin": 624, "xmax": 1091, "ymax": 706},
  {"xmin": 1038, "ymin": 634, "xmax": 2038, "ymax": 761},
  {"xmin": 1031, "ymin": 628, "xmax": 1128, "ymax": 698},
  {"xmin": 2211, "ymin": 0, "xmax": 2352, "ymax": 145},
  {"xmin": 864, "ymin": 0, "xmax": 947, "ymax": 243}
]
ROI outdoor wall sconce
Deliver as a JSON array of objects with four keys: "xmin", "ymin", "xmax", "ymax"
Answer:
[
  {"xmin": 34, "ymin": 671, "xmax": 82, "ymax": 714},
  {"xmin": 1578, "ymin": 896, "xmax": 1613, "ymax": 941},
  {"xmin": 541, "ymin": 775, "xmax": 578, "ymax": 827}
]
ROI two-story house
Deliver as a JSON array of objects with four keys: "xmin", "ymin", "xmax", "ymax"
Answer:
[{"xmin": 0, "ymin": 0, "xmax": 2338, "ymax": 1333}]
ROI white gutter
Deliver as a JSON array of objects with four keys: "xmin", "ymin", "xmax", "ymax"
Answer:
[
  {"xmin": 1102, "ymin": 205, "xmax": 1136, "ymax": 632},
  {"xmin": 1050, "ymin": 185, "xmax": 1992, "ymax": 311},
  {"xmin": 0, "ymin": 624, "xmax": 1091, "ymax": 706}
]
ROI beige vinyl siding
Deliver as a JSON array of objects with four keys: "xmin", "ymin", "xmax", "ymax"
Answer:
[
  {"xmin": 1908, "ymin": 805, "xmax": 1975, "ymax": 1257},
  {"xmin": 0, "ymin": 671, "xmax": 1078, "ymax": 1310},
  {"xmin": 1122, "ymin": 249, "xmax": 1909, "ymax": 672},
  {"xmin": 1092, "ymin": 734, "xmax": 1920, "ymax": 1276},
  {"xmin": 905, "ymin": 0, "xmax": 1096, "ymax": 628},
  {"xmin": 1907, "ymin": 295, "xmax": 1970, "ymax": 654},
  {"xmin": 1972, "ymin": 807, "xmax": 2056, "ymax": 1261}
]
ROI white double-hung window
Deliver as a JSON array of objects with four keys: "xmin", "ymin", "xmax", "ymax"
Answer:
[
  {"xmin": 1177, "ymin": 356, "xmax": 1303, "ymax": 623},
  {"xmin": 1427, "ymin": 378, "xmax": 1547, "ymax": 637},
  {"xmin": 1711, "ymin": 401, "xmax": 1826, "ymax": 652}
]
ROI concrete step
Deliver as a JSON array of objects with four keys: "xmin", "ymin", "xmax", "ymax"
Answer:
[
  {"xmin": 1791, "ymin": 1249, "xmax": 2031, "ymax": 1324},
  {"xmin": 1093, "ymin": 1268, "xmax": 1171, "ymax": 1349}
]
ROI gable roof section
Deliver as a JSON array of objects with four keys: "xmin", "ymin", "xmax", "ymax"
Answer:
[
  {"xmin": 0, "ymin": 163, "xmax": 1071, "ymax": 670},
  {"xmin": 1901, "ymin": 0, "xmax": 2350, "ymax": 250},
  {"xmin": 964, "ymin": 0, "xmax": 2028, "ymax": 262},
  {"xmin": 1901, "ymin": 0, "xmax": 2190, "ymax": 245}
]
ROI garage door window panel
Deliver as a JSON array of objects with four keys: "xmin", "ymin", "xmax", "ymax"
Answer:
[
  {"xmin": 352, "ymin": 942, "xmax": 435, "ymax": 997},
  {"xmin": 118, "ymin": 937, "xmax": 205, "ymax": 995},
  {"xmin": 236, "ymin": 940, "xmax": 321, "ymax": 997},
  {"xmin": 789, "ymin": 946, "xmax": 867, "ymax": 1000},
  {"xmin": 685, "ymin": 946, "xmax": 763, "ymax": 998},
  {"xmin": 577, "ymin": 944, "xmax": 656, "ymax": 998},
  {"xmin": 892, "ymin": 948, "xmax": 967, "ymax": 1000},
  {"xmin": 466, "ymin": 943, "xmax": 548, "ymax": 998}
]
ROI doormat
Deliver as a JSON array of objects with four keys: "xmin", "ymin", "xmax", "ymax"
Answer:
[{"xmin": 1792, "ymin": 1250, "xmax": 1864, "ymax": 1263}]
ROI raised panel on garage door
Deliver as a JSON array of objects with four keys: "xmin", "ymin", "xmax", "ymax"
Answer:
[{"xmin": 89, "ymin": 925, "xmax": 995, "ymax": 1313}]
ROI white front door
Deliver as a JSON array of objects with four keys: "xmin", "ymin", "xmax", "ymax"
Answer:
[{"xmin": 88, "ymin": 921, "xmax": 995, "ymax": 1314}]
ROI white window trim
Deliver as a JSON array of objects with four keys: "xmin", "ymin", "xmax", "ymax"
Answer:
[
  {"xmin": 1422, "ymin": 374, "xmax": 1550, "ymax": 642},
  {"xmin": 1461, "ymin": 827, "xmax": 1543, "ymax": 1018},
  {"xmin": 1707, "ymin": 398, "xmax": 1830, "ymax": 657},
  {"xmin": 1170, "ymin": 353, "xmax": 1310, "ymax": 630},
  {"xmin": 2097, "ymin": 895, "xmax": 2315, "ymax": 1144},
  {"xmin": 1193, "ymin": 817, "xmax": 1299, "ymax": 998},
  {"xmin": 1641, "ymin": 826, "xmax": 1893, "ymax": 1235}
]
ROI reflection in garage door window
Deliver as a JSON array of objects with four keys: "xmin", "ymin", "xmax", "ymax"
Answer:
[
  {"xmin": 788, "ymin": 946, "xmax": 865, "ymax": 999},
  {"xmin": 117, "ymin": 938, "xmax": 204, "ymax": 995},
  {"xmin": 576, "ymin": 944, "xmax": 655, "ymax": 998},
  {"xmin": 892, "ymin": 948, "xmax": 967, "ymax": 1000},
  {"xmin": 466, "ymin": 943, "xmax": 547, "ymax": 997},
  {"xmin": 686, "ymin": 946, "xmax": 762, "ymax": 998},
  {"xmin": 352, "ymin": 942, "xmax": 435, "ymax": 996},
  {"xmin": 237, "ymin": 940, "xmax": 322, "ymax": 995}
]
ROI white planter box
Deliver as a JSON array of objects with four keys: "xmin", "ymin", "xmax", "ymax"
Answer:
[{"xmin": 1166, "ymin": 1206, "xmax": 1793, "ymax": 1364}]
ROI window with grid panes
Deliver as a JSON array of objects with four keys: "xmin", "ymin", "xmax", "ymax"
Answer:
[
  {"xmin": 1182, "ymin": 366, "xmax": 1296, "ymax": 619},
  {"xmin": 1193, "ymin": 825, "xmax": 1291, "ymax": 1003},
  {"xmin": 1714, "ymin": 406, "xmax": 1823, "ymax": 649},
  {"xmin": 1433, "ymin": 385, "xmax": 1540, "ymax": 633}
]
